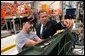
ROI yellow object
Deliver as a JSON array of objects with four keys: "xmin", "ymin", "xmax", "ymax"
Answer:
[
  {"xmin": 1, "ymin": 43, "xmax": 16, "ymax": 53},
  {"xmin": 41, "ymin": 4, "xmax": 49, "ymax": 14}
]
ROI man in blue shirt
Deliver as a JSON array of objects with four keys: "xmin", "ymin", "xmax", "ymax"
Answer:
[{"xmin": 15, "ymin": 17, "xmax": 42, "ymax": 53}]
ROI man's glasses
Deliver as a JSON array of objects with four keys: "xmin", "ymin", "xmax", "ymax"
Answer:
[{"xmin": 27, "ymin": 21, "xmax": 33, "ymax": 24}]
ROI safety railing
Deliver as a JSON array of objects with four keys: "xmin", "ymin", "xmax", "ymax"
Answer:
[{"xmin": 1, "ymin": 16, "xmax": 25, "ymax": 34}]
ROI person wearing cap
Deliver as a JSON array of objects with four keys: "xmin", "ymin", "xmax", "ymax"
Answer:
[
  {"xmin": 35, "ymin": 10, "xmax": 74, "ymax": 39},
  {"xmin": 15, "ymin": 17, "xmax": 43, "ymax": 53}
]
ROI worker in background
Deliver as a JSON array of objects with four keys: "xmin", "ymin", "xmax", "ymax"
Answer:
[
  {"xmin": 15, "ymin": 17, "xmax": 43, "ymax": 53},
  {"xmin": 33, "ymin": 9, "xmax": 39, "ymax": 29},
  {"xmin": 35, "ymin": 10, "xmax": 73, "ymax": 39},
  {"xmin": 49, "ymin": 10, "xmax": 57, "ymax": 21}
]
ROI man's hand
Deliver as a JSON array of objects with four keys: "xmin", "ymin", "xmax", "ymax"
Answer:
[{"xmin": 61, "ymin": 19, "xmax": 74, "ymax": 29}]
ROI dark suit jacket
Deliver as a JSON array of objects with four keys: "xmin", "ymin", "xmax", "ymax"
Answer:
[{"xmin": 35, "ymin": 20, "xmax": 66, "ymax": 39}]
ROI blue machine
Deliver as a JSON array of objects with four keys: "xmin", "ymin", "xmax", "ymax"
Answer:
[{"xmin": 65, "ymin": 8, "xmax": 76, "ymax": 19}]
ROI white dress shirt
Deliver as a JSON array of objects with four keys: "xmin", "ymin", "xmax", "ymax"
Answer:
[{"xmin": 40, "ymin": 24, "xmax": 44, "ymax": 35}]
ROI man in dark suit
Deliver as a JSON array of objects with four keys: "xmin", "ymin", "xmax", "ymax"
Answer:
[{"xmin": 35, "ymin": 10, "xmax": 73, "ymax": 39}]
